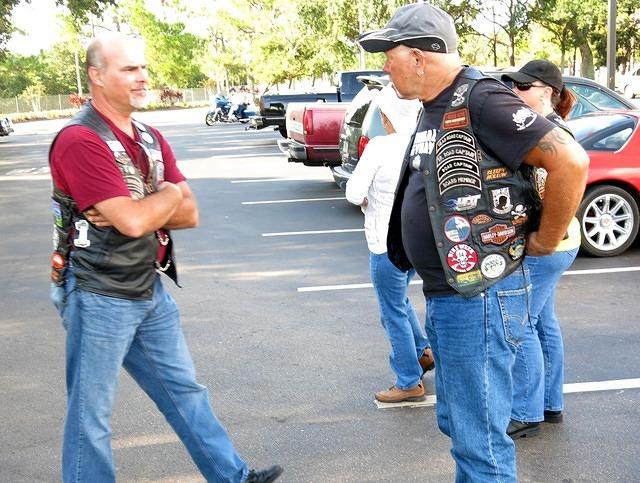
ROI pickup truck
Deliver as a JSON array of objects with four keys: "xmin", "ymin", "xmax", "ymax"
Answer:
[
  {"xmin": 251, "ymin": 70, "xmax": 384, "ymax": 137},
  {"xmin": 277, "ymin": 102, "xmax": 348, "ymax": 167}
]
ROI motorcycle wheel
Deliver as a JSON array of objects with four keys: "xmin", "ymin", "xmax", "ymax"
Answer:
[{"xmin": 205, "ymin": 112, "xmax": 216, "ymax": 126}]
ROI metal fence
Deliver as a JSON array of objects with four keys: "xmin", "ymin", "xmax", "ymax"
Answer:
[{"xmin": 0, "ymin": 87, "xmax": 213, "ymax": 116}]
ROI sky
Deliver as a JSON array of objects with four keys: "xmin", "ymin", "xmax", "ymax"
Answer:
[{"xmin": 6, "ymin": 0, "xmax": 61, "ymax": 55}]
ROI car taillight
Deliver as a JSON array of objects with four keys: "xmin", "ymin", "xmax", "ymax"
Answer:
[
  {"xmin": 303, "ymin": 109, "xmax": 313, "ymax": 135},
  {"xmin": 357, "ymin": 135, "xmax": 370, "ymax": 158}
]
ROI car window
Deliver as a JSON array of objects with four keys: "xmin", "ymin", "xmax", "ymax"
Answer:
[
  {"xmin": 592, "ymin": 128, "xmax": 633, "ymax": 151},
  {"xmin": 363, "ymin": 103, "xmax": 386, "ymax": 138},
  {"xmin": 345, "ymin": 87, "xmax": 379, "ymax": 126},
  {"xmin": 567, "ymin": 83, "xmax": 629, "ymax": 110}
]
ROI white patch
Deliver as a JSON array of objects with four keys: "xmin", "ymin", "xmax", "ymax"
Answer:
[
  {"xmin": 491, "ymin": 187, "xmax": 513, "ymax": 215},
  {"xmin": 141, "ymin": 132, "xmax": 154, "ymax": 144},
  {"xmin": 512, "ymin": 107, "xmax": 537, "ymax": 131},
  {"xmin": 481, "ymin": 254, "xmax": 506, "ymax": 279},
  {"xmin": 73, "ymin": 220, "xmax": 91, "ymax": 248},
  {"xmin": 451, "ymin": 84, "xmax": 469, "ymax": 108},
  {"xmin": 133, "ymin": 120, "xmax": 147, "ymax": 132}
]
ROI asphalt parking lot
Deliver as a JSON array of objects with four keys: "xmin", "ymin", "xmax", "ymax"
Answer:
[{"xmin": 1, "ymin": 107, "xmax": 639, "ymax": 482}]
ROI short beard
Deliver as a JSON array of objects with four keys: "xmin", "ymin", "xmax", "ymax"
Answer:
[{"xmin": 130, "ymin": 91, "xmax": 150, "ymax": 109}]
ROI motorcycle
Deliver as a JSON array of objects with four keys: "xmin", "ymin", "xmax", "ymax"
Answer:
[
  {"xmin": 205, "ymin": 95, "xmax": 257, "ymax": 126},
  {"xmin": 0, "ymin": 116, "xmax": 14, "ymax": 136}
]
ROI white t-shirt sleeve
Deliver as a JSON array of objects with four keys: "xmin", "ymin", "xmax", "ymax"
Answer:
[{"xmin": 345, "ymin": 136, "xmax": 384, "ymax": 205}]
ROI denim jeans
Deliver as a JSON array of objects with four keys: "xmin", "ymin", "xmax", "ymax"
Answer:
[
  {"xmin": 370, "ymin": 252, "xmax": 429, "ymax": 390},
  {"xmin": 513, "ymin": 248, "xmax": 578, "ymax": 418},
  {"xmin": 425, "ymin": 266, "xmax": 531, "ymax": 483},
  {"xmin": 54, "ymin": 273, "xmax": 248, "ymax": 483}
]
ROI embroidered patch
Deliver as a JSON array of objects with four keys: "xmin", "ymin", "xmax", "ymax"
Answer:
[
  {"xmin": 456, "ymin": 269, "xmax": 483, "ymax": 286},
  {"xmin": 73, "ymin": 220, "xmax": 91, "ymax": 248},
  {"xmin": 444, "ymin": 215, "xmax": 471, "ymax": 242},
  {"xmin": 471, "ymin": 214, "xmax": 493, "ymax": 225},
  {"xmin": 511, "ymin": 204, "xmax": 528, "ymax": 225},
  {"xmin": 508, "ymin": 237, "xmax": 526, "ymax": 260},
  {"xmin": 446, "ymin": 244, "xmax": 478, "ymax": 273},
  {"xmin": 141, "ymin": 132, "xmax": 154, "ymax": 144},
  {"xmin": 442, "ymin": 108, "xmax": 470, "ymax": 129},
  {"xmin": 435, "ymin": 130, "xmax": 482, "ymax": 195},
  {"xmin": 481, "ymin": 254, "xmax": 507, "ymax": 279},
  {"xmin": 451, "ymin": 83, "xmax": 469, "ymax": 107},
  {"xmin": 444, "ymin": 194, "xmax": 481, "ymax": 212},
  {"xmin": 106, "ymin": 140, "xmax": 126, "ymax": 153},
  {"xmin": 480, "ymin": 224, "xmax": 516, "ymax": 245},
  {"xmin": 512, "ymin": 107, "xmax": 537, "ymax": 131},
  {"xmin": 534, "ymin": 167, "xmax": 547, "ymax": 199},
  {"xmin": 483, "ymin": 167, "xmax": 510, "ymax": 181},
  {"xmin": 490, "ymin": 187, "xmax": 513, "ymax": 215}
]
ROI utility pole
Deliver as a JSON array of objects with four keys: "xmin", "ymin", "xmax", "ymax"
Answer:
[{"xmin": 607, "ymin": 0, "xmax": 616, "ymax": 89}]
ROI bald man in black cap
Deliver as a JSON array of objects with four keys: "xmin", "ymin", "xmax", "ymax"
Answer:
[{"xmin": 359, "ymin": 3, "xmax": 589, "ymax": 481}]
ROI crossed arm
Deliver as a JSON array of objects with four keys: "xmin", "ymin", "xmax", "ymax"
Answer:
[
  {"xmin": 86, "ymin": 180, "xmax": 199, "ymax": 238},
  {"xmin": 523, "ymin": 127, "xmax": 590, "ymax": 255}
]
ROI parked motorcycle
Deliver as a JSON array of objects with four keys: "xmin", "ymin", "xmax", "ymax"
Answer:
[
  {"xmin": 0, "ymin": 117, "xmax": 14, "ymax": 136},
  {"xmin": 205, "ymin": 95, "xmax": 257, "ymax": 125}
]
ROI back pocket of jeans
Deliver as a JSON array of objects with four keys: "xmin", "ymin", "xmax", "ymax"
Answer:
[{"xmin": 497, "ymin": 285, "xmax": 531, "ymax": 347}]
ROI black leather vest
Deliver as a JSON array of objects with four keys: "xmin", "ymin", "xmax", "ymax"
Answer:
[
  {"xmin": 401, "ymin": 68, "xmax": 539, "ymax": 297},
  {"xmin": 50, "ymin": 103, "xmax": 178, "ymax": 300}
]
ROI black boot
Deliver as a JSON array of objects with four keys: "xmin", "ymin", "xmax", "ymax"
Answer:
[
  {"xmin": 507, "ymin": 419, "xmax": 540, "ymax": 439},
  {"xmin": 246, "ymin": 465, "xmax": 284, "ymax": 483}
]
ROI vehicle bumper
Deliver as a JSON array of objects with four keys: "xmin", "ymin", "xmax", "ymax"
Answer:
[
  {"xmin": 250, "ymin": 115, "xmax": 285, "ymax": 131},
  {"xmin": 331, "ymin": 165, "xmax": 353, "ymax": 189},
  {"xmin": 278, "ymin": 139, "xmax": 341, "ymax": 167}
]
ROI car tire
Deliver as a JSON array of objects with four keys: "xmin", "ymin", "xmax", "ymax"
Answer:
[{"xmin": 577, "ymin": 185, "xmax": 639, "ymax": 257}]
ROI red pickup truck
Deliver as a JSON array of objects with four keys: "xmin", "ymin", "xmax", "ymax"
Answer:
[{"xmin": 277, "ymin": 102, "xmax": 348, "ymax": 167}]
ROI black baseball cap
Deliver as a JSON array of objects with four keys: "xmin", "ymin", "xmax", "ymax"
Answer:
[
  {"xmin": 501, "ymin": 60, "xmax": 564, "ymax": 92},
  {"xmin": 358, "ymin": 2, "xmax": 457, "ymax": 54}
]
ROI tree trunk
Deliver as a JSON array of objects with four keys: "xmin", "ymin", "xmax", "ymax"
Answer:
[{"xmin": 579, "ymin": 42, "xmax": 595, "ymax": 79}]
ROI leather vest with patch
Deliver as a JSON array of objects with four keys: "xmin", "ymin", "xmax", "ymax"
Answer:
[
  {"xmin": 49, "ymin": 103, "xmax": 178, "ymax": 300},
  {"xmin": 414, "ymin": 68, "xmax": 539, "ymax": 297}
]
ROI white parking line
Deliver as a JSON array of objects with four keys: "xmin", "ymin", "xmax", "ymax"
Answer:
[
  {"xmin": 263, "ymin": 228, "xmax": 364, "ymax": 237},
  {"xmin": 242, "ymin": 197, "xmax": 346, "ymax": 205},
  {"xmin": 297, "ymin": 266, "xmax": 640, "ymax": 292},
  {"xmin": 375, "ymin": 378, "xmax": 640, "ymax": 409}
]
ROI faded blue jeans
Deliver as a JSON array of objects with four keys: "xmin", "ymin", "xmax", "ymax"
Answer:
[
  {"xmin": 54, "ymin": 273, "xmax": 249, "ymax": 483},
  {"xmin": 425, "ymin": 266, "xmax": 531, "ymax": 483},
  {"xmin": 370, "ymin": 252, "xmax": 430, "ymax": 390},
  {"xmin": 512, "ymin": 247, "xmax": 579, "ymax": 420}
]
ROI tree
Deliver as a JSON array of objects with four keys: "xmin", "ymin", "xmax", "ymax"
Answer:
[{"xmin": 480, "ymin": 0, "xmax": 536, "ymax": 67}]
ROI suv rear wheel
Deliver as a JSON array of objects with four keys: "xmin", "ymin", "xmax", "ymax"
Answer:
[{"xmin": 577, "ymin": 185, "xmax": 639, "ymax": 256}]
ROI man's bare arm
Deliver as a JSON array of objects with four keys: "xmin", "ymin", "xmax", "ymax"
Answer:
[
  {"xmin": 163, "ymin": 181, "xmax": 199, "ymax": 230},
  {"xmin": 523, "ymin": 127, "xmax": 590, "ymax": 255},
  {"xmin": 90, "ymin": 182, "xmax": 183, "ymax": 238}
]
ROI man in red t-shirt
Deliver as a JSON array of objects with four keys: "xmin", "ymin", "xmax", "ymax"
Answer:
[{"xmin": 50, "ymin": 32, "xmax": 282, "ymax": 483}]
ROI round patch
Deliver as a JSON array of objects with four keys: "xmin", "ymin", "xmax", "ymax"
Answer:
[
  {"xmin": 444, "ymin": 215, "xmax": 471, "ymax": 242},
  {"xmin": 446, "ymin": 243, "xmax": 478, "ymax": 273},
  {"xmin": 481, "ymin": 254, "xmax": 506, "ymax": 279},
  {"xmin": 141, "ymin": 132, "xmax": 154, "ymax": 144},
  {"xmin": 509, "ymin": 237, "xmax": 526, "ymax": 260}
]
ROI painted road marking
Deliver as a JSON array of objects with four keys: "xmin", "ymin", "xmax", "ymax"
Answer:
[
  {"xmin": 263, "ymin": 228, "xmax": 363, "ymax": 237},
  {"xmin": 375, "ymin": 378, "xmax": 640, "ymax": 409},
  {"xmin": 242, "ymin": 197, "xmax": 345, "ymax": 205},
  {"xmin": 298, "ymin": 266, "xmax": 640, "ymax": 292},
  {"xmin": 232, "ymin": 178, "xmax": 329, "ymax": 183}
]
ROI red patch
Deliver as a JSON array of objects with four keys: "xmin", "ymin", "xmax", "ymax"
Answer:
[
  {"xmin": 442, "ymin": 108, "xmax": 470, "ymax": 129},
  {"xmin": 446, "ymin": 243, "xmax": 478, "ymax": 273}
]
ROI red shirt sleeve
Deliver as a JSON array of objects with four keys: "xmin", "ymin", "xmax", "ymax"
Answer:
[{"xmin": 50, "ymin": 126, "xmax": 132, "ymax": 212}]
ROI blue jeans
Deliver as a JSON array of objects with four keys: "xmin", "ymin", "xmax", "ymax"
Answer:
[
  {"xmin": 513, "ymin": 248, "xmax": 578, "ymax": 419},
  {"xmin": 54, "ymin": 273, "xmax": 248, "ymax": 483},
  {"xmin": 370, "ymin": 252, "xmax": 429, "ymax": 389},
  {"xmin": 425, "ymin": 266, "xmax": 531, "ymax": 483}
]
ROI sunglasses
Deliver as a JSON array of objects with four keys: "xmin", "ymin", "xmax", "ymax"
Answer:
[{"xmin": 512, "ymin": 81, "xmax": 548, "ymax": 91}]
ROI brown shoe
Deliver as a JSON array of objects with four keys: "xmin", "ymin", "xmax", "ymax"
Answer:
[
  {"xmin": 419, "ymin": 348, "xmax": 435, "ymax": 375},
  {"xmin": 375, "ymin": 382, "xmax": 425, "ymax": 403}
]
